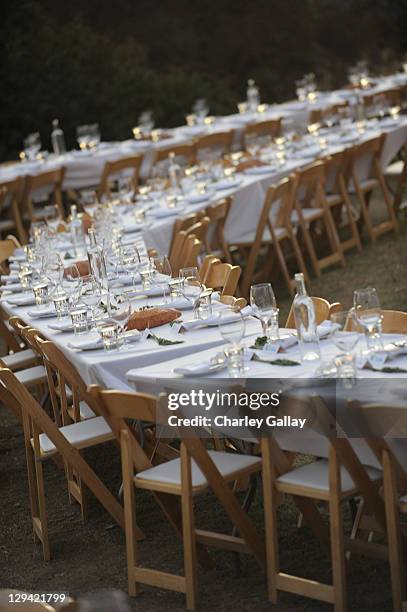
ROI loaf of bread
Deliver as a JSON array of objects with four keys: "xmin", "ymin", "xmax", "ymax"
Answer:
[
  {"xmin": 64, "ymin": 260, "xmax": 90, "ymax": 278},
  {"xmin": 126, "ymin": 307, "xmax": 182, "ymax": 331}
]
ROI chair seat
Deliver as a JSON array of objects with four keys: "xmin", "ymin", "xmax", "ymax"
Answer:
[
  {"xmin": 291, "ymin": 208, "xmax": 323, "ymax": 225},
  {"xmin": 326, "ymin": 193, "xmax": 343, "ymax": 206},
  {"xmin": 15, "ymin": 364, "xmax": 46, "ymax": 386},
  {"xmin": 34, "ymin": 416, "xmax": 113, "ymax": 456},
  {"xmin": 0, "ymin": 219, "xmax": 15, "ymax": 232},
  {"xmin": 2, "ymin": 348, "xmax": 37, "ymax": 370},
  {"xmin": 385, "ymin": 160, "xmax": 404, "ymax": 177},
  {"xmin": 135, "ymin": 450, "xmax": 262, "ymax": 493},
  {"xmin": 235, "ymin": 225, "xmax": 288, "ymax": 246},
  {"xmin": 276, "ymin": 459, "xmax": 382, "ymax": 499},
  {"xmin": 348, "ymin": 178, "xmax": 378, "ymax": 194}
]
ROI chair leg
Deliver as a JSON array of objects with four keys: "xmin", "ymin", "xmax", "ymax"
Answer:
[
  {"xmin": 299, "ymin": 223, "xmax": 322, "ymax": 277},
  {"xmin": 376, "ymin": 162, "xmax": 399, "ymax": 233},
  {"xmin": 181, "ymin": 444, "xmax": 198, "ymax": 610},
  {"xmin": 261, "ymin": 439, "xmax": 279, "ymax": 604},
  {"xmin": 121, "ymin": 431, "xmax": 139, "ymax": 597},
  {"xmin": 275, "ymin": 238, "xmax": 295, "ymax": 296},
  {"xmin": 383, "ymin": 449, "xmax": 405, "ymax": 612},
  {"xmin": 341, "ymin": 185, "xmax": 362, "ymax": 252},
  {"xmin": 323, "ymin": 206, "xmax": 346, "ymax": 268},
  {"xmin": 290, "ymin": 231, "xmax": 310, "ymax": 284},
  {"xmin": 329, "ymin": 448, "xmax": 347, "ymax": 612}
]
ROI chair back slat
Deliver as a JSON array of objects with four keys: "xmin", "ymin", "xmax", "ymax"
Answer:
[{"xmin": 98, "ymin": 155, "xmax": 142, "ymax": 198}]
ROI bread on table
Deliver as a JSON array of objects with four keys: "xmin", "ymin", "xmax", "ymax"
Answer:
[{"xmin": 126, "ymin": 307, "xmax": 182, "ymax": 331}]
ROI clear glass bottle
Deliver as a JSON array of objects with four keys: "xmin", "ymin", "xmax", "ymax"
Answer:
[
  {"xmin": 87, "ymin": 228, "xmax": 108, "ymax": 291},
  {"xmin": 293, "ymin": 273, "xmax": 321, "ymax": 361},
  {"xmin": 51, "ymin": 119, "xmax": 66, "ymax": 155},
  {"xmin": 168, "ymin": 152, "xmax": 181, "ymax": 191},
  {"xmin": 247, "ymin": 79, "xmax": 260, "ymax": 113},
  {"xmin": 70, "ymin": 205, "xmax": 85, "ymax": 257}
]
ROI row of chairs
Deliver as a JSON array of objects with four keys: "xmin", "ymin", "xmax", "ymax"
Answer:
[{"xmin": 2, "ymin": 300, "xmax": 407, "ymax": 610}]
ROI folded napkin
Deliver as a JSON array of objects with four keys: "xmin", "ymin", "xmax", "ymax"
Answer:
[
  {"xmin": 152, "ymin": 208, "xmax": 179, "ymax": 219},
  {"xmin": 27, "ymin": 305, "xmax": 56, "ymax": 319},
  {"xmin": 154, "ymin": 297, "xmax": 194, "ymax": 310},
  {"xmin": 68, "ymin": 329, "xmax": 141, "ymax": 351},
  {"xmin": 356, "ymin": 339, "xmax": 407, "ymax": 370},
  {"xmin": 9, "ymin": 253, "xmax": 27, "ymax": 263},
  {"xmin": 1, "ymin": 274, "xmax": 19, "ymax": 283},
  {"xmin": 122, "ymin": 223, "xmax": 143, "ymax": 234},
  {"xmin": 48, "ymin": 319, "xmax": 74, "ymax": 332},
  {"xmin": 180, "ymin": 305, "xmax": 253, "ymax": 332},
  {"xmin": 317, "ymin": 320, "xmax": 340, "ymax": 339},
  {"xmin": 0, "ymin": 282, "xmax": 22, "ymax": 293},
  {"xmin": 128, "ymin": 285, "xmax": 166, "ymax": 298},
  {"xmin": 214, "ymin": 177, "xmax": 242, "ymax": 191},
  {"xmin": 6, "ymin": 293, "xmax": 36, "ymax": 306},
  {"xmin": 244, "ymin": 165, "xmax": 275, "ymax": 175},
  {"xmin": 187, "ymin": 192, "xmax": 212, "ymax": 204},
  {"xmin": 173, "ymin": 358, "xmax": 228, "ymax": 377}
]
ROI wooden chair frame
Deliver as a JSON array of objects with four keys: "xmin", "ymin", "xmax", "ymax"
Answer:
[
  {"xmin": 239, "ymin": 177, "xmax": 309, "ymax": 297},
  {"xmin": 203, "ymin": 197, "xmax": 232, "ymax": 263},
  {"xmin": 0, "ymin": 176, "xmax": 27, "ymax": 244},
  {"xmin": 348, "ymin": 135, "xmax": 399, "ymax": 242},
  {"xmin": 98, "ymin": 155, "xmax": 142, "ymax": 199},
  {"xmin": 89, "ymin": 386, "xmax": 265, "ymax": 609},
  {"xmin": 155, "ymin": 144, "xmax": 195, "ymax": 167},
  {"xmin": 261, "ymin": 393, "xmax": 387, "ymax": 611},
  {"xmin": 243, "ymin": 119, "xmax": 281, "ymax": 148},
  {"xmin": 292, "ymin": 162, "xmax": 346, "ymax": 276},
  {"xmin": 24, "ymin": 168, "xmax": 65, "ymax": 222},
  {"xmin": 194, "ymin": 131, "xmax": 234, "ymax": 162},
  {"xmin": 321, "ymin": 150, "xmax": 362, "ymax": 253},
  {"xmin": 285, "ymin": 297, "xmax": 343, "ymax": 328},
  {"xmin": 201, "ymin": 259, "xmax": 241, "ymax": 296},
  {"xmin": 0, "ymin": 367, "xmax": 125, "ymax": 561}
]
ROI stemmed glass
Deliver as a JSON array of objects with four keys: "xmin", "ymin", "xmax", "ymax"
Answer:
[
  {"xmin": 353, "ymin": 287, "xmax": 383, "ymax": 352},
  {"xmin": 250, "ymin": 283, "xmax": 280, "ymax": 347},
  {"xmin": 218, "ymin": 308, "xmax": 246, "ymax": 377},
  {"xmin": 180, "ymin": 267, "xmax": 203, "ymax": 317},
  {"xmin": 23, "ymin": 132, "xmax": 41, "ymax": 161},
  {"xmin": 120, "ymin": 245, "xmax": 141, "ymax": 288},
  {"xmin": 76, "ymin": 125, "xmax": 90, "ymax": 150},
  {"xmin": 43, "ymin": 253, "xmax": 64, "ymax": 297},
  {"xmin": 107, "ymin": 291, "xmax": 132, "ymax": 349},
  {"xmin": 150, "ymin": 256, "xmax": 172, "ymax": 302},
  {"xmin": 80, "ymin": 275, "xmax": 103, "ymax": 328}
]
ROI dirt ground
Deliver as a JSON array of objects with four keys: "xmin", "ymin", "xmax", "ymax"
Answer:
[{"xmin": 1, "ymin": 212, "xmax": 406, "ymax": 611}]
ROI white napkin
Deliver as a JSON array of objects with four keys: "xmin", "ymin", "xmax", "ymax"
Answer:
[
  {"xmin": 6, "ymin": 293, "xmax": 36, "ymax": 306},
  {"xmin": 187, "ymin": 192, "xmax": 211, "ymax": 204},
  {"xmin": 0, "ymin": 282, "xmax": 22, "ymax": 293},
  {"xmin": 180, "ymin": 305, "xmax": 253, "ymax": 332},
  {"xmin": 27, "ymin": 305, "xmax": 56, "ymax": 319},
  {"xmin": 173, "ymin": 359, "xmax": 228, "ymax": 377},
  {"xmin": 244, "ymin": 165, "xmax": 275, "ymax": 175},
  {"xmin": 128, "ymin": 285, "xmax": 166, "ymax": 298},
  {"xmin": 153, "ymin": 208, "xmax": 178, "ymax": 219},
  {"xmin": 68, "ymin": 329, "xmax": 140, "ymax": 351},
  {"xmin": 356, "ymin": 339, "xmax": 407, "ymax": 370},
  {"xmin": 1, "ymin": 274, "xmax": 19, "ymax": 283},
  {"xmin": 48, "ymin": 319, "xmax": 74, "ymax": 332},
  {"xmin": 122, "ymin": 223, "xmax": 142, "ymax": 234},
  {"xmin": 214, "ymin": 177, "xmax": 242, "ymax": 191},
  {"xmin": 154, "ymin": 297, "xmax": 194, "ymax": 310},
  {"xmin": 317, "ymin": 320, "xmax": 340, "ymax": 339}
]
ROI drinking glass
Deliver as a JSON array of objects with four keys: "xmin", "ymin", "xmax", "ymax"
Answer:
[
  {"xmin": 76, "ymin": 125, "xmax": 90, "ymax": 150},
  {"xmin": 44, "ymin": 253, "xmax": 64, "ymax": 295},
  {"xmin": 353, "ymin": 287, "xmax": 383, "ymax": 351},
  {"xmin": 218, "ymin": 308, "xmax": 245, "ymax": 377},
  {"xmin": 99, "ymin": 323, "xmax": 120, "ymax": 351},
  {"xmin": 53, "ymin": 290, "xmax": 70, "ymax": 319},
  {"xmin": 150, "ymin": 256, "xmax": 172, "ymax": 302},
  {"xmin": 87, "ymin": 123, "xmax": 101, "ymax": 149},
  {"xmin": 120, "ymin": 245, "xmax": 141, "ymax": 288},
  {"xmin": 250, "ymin": 283, "xmax": 279, "ymax": 346},
  {"xmin": 180, "ymin": 267, "xmax": 202, "ymax": 316},
  {"xmin": 108, "ymin": 291, "xmax": 132, "ymax": 349},
  {"xmin": 329, "ymin": 310, "xmax": 359, "ymax": 378},
  {"xmin": 23, "ymin": 132, "xmax": 41, "ymax": 161},
  {"xmin": 81, "ymin": 275, "xmax": 102, "ymax": 327},
  {"xmin": 70, "ymin": 307, "xmax": 89, "ymax": 335},
  {"xmin": 32, "ymin": 281, "xmax": 49, "ymax": 307}
]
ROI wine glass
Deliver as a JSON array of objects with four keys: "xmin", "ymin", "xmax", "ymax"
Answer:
[
  {"xmin": 87, "ymin": 123, "xmax": 101, "ymax": 150},
  {"xmin": 150, "ymin": 256, "xmax": 172, "ymax": 302},
  {"xmin": 180, "ymin": 266, "xmax": 202, "ymax": 316},
  {"xmin": 76, "ymin": 125, "xmax": 90, "ymax": 150},
  {"xmin": 120, "ymin": 245, "xmax": 141, "ymax": 288},
  {"xmin": 108, "ymin": 290, "xmax": 132, "ymax": 349},
  {"xmin": 353, "ymin": 287, "xmax": 383, "ymax": 352},
  {"xmin": 80, "ymin": 274, "xmax": 102, "ymax": 327},
  {"xmin": 218, "ymin": 307, "xmax": 246, "ymax": 377},
  {"xmin": 250, "ymin": 283, "xmax": 279, "ymax": 346},
  {"xmin": 23, "ymin": 132, "xmax": 41, "ymax": 161},
  {"xmin": 43, "ymin": 253, "xmax": 64, "ymax": 296}
]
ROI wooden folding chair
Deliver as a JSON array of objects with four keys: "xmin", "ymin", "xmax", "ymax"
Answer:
[
  {"xmin": 169, "ymin": 232, "xmax": 202, "ymax": 275},
  {"xmin": 89, "ymin": 386, "xmax": 264, "ymax": 609},
  {"xmin": 321, "ymin": 149, "xmax": 362, "ymax": 253},
  {"xmin": 23, "ymin": 168, "xmax": 65, "ymax": 222},
  {"xmin": 155, "ymin": 144, "xmax": 195, "ymax": 167},
  {"xmin": 285, "ymin": 297, "xmax": 343, "ymax": 328},
  {"xmin": 98, "ymin": 155, "xmax": 143, "ymax": 199},
  {"xmin": 309, "ymin": 101, "xmax": 349, "ymax": 126},
  {"xmin": 385, "ymin": 143, "xmax": 407, "ymax": 212},
  {"xmin": 243, "ymin": 119, "xmax": 281, "ymax": 148},
  {"xmin": 5, "ymin": 317, "xmax": 47, "ymax": 398},
  {"xmin": 0, "ymin": 367, "xmax": 124, "ymax": 561},
  {"xmin": 0, "ymin": 176, "xmax": 27, "ymax": 244},
  {"xmin": 343, "ymin": 400, "xmax": 407, "ymax": 612},
  {"xmin": 202, "ymin": 197, "xmax": 232, "ymax": 263},
  {"xmin": 194, "ymin": 131, "xmax": 234, "ymax": 162},
  {"xmin": 237, "ymin": 177, "xmax": 309, "ymax": 297},
  {"xmin": 201, "ymin": 258, "xmax": 241, "ymax": 296},
  {"xmin": 184, "ymin": 217, "xmax": 210, "ymax": 248},
  {"xmin": 292, "ymin": 162, "xmax": 346, "ymax": 276},
  {"xmin": 261, "ymin": 393, "xmax": 384, "ymax": 611},
  {"xmin": 168, "ymin": 213, "xmax": 199, "ymax": 256},
  {"xmin": 348, "ymin": 135, "xmax": 399, "ymax": 241},
  {"xmin": 345, "ymin": 309, "xmax": 407, "ymax": 334}
]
